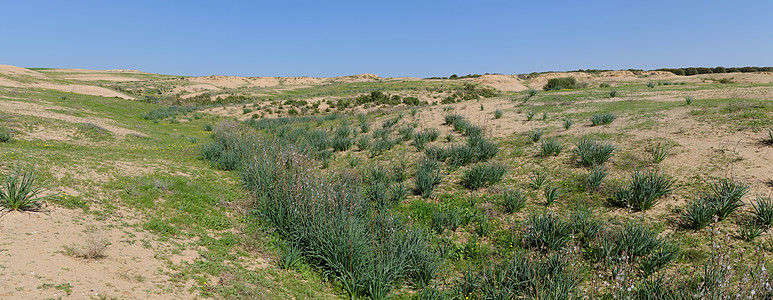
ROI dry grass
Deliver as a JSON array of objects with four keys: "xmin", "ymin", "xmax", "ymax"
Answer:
[{"xmin": 65, "ymin": 231, "xmax": 109, "ymax": 260}]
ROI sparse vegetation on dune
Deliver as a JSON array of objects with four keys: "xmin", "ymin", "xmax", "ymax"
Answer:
[{"xmin": 3, "ymin": 65, "xmax": 773, "ymax": 299}]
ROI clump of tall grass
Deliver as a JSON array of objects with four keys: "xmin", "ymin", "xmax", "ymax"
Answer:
[
  {"xmin": 590, "ymin": 113, "xmax": 616, "ymax": 126},
  {"xmin": 331, "ymin": 124, "xmax": 353, "ymax": 151},
  {"xmin": 523, "ymin": 212, "xmax": 572, "ymax": 252},
  {"xmin": 494, "ymin": 109, "xmax": 503, "ymax": 119},
  {"xmin": 609, "ymin": 89, "xmax": 619, "ymax": 98},
  {"xmin": 502, "ymin": 189, "xmax": 527, "ymax": 213},
  {"xmin": 461, "ymin": 162, "xmax": 507, "ymax": 190},
  {"xmin": 0, "ymin": 131, "xmax": 13, "ymax": 143},
  {"xmin": 612, "ymin": 170, "xmax": 674, "ymax": 211},
  {"xmin": 543, "ymin": 185, "xmax": 563, "ymax": 206},
  {"xmin": 704, "ymin": 178, "xmax": 749, "ymax": 221},
  {"xmin": 648, "ymin": 141, "xmax": 670, "ymax": 164},
  {"xmin": 681, "ymin": 198, "xmax": 716, "ymax": 230},
  {"xmin": 357, "ymin": 135, "xmax": 371, "ymax": 151},
  {"xmin": 562, "ymin": 118, "xmax": 574, "ymax": 129},
  {"xmin": 412, "ymin": 128, "xmax": 438, "ymax": 151},
  {"xmin": 540, "ymin": 138, "xmax": 563, "ymax": 156},
  {"xmin": 0, "ymin": 166, "xmax": 53, "ymax": 211},
  {"xmin": 414, "ymin": 158, "xmax": 443, "ymax": 198},
  {"xmin": 398, "ymin": 126, "xmax": 415, "ymax": 141},
  {"xmin": 526, "ymin": 111, "xmax": 535, "ymax": 121},
  {"xmin": 529, "ymin": 169, "xmax": 551, "ymax": 190},
  {"xmin": 574, "ymin": 138, "xmax": 615, "ymax": 167},
  {"xmin": 569, "ymin": 206, "xmax": 602, "ymax": 244},
  {"xmin": 585, "ymin": 165, "xmax": 606, "ymax": 192},
  {"xmin": 684, "ymin": 95, "xmax": 693, "ymax": 105},
  {"xmin": 763, "ymin": 128, "xmax": 773, "ymax": 145},
  {"xmin": 752, "ymin": 195, "xmax": 773, "ymax": 227},
  {"xmin": 528, "ymin": 128, "xmax": 544, "ymax": 143}
]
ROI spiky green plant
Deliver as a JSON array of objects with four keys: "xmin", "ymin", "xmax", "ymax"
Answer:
[
  {"xmin": 526, "ymin": 111, "xmax": 535, "ymax": 121},
  {"xmin": 649, "ymin": 142, "xmax": 670, "ymax": 164},
  {"xmin": 685, "ymin": 95, "xmax": 693, "ymax": 105},
  {"xmin": 543, "ymin": 185, "xmax": 563, "ymax": 206},
  {"xmin": 574, "ymin": 138, "xmax": 615, "ymax": 167},
  {"xmin": 752, "ymin": 195, "xmax": 773, "ymax": 227},
  {"xmin": 529, "ymin": 128, "xmax": 544, "ymax": 143},
  {"xmin": 540, "ymin": 138, "xmax": 563, "ymax": 156},
  {"xmin": 529, "ymin": 170, "xmax": 550, "ymax": 190},
  {"xmin": 523, "ymin": 212, "xmax": 572, "ymax": 252},
  {"xmin": 590, "ymin": 113, "xmax": 616, "ymax": 126},
  {"xmin": 681, "ymin": 198, "xmax": 715, "ymax": 230},
  {"xmin": 414, "ymin": 158, "xmax": 443, "ymax": 198},
  {"xmin": 461, "ymin": 162, "xmax": 507, "ymax": 190},
  {"xmin": 585, "ymin": 165, "xmax": 606, "ymax": 192},
  {"xmin": 609, "ymin": 89, "xmax": 618, "ymax": 98},
  {"xmin": 612, "ymin": 170, "xmax": 674, "ymax": 211},
  {"xmin": 562, "ymin": 118, "xmax": 574, "ymax": 130},
  {"xmin": 493, "ymin": 109, "xmax": 503, "ymax": 119},
  {"xmin": 0, "ymin": 167, "xmax": 53, "ymax": 211},
  {"xmin": 705, "ymin": 178, "xmax": 749, "ymax": 221},
  {"xmin": 502, "ymin": 189, "xmax": 527, "ymax": 213}
]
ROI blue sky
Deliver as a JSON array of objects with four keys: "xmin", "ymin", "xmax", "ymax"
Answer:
[{"xmin": 3, "ymin": 1, "xmax": 772, "ymax": 77}]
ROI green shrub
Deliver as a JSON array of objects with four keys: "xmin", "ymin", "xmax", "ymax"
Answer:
[
  {"xmin": 278, "ymin": 242, "xmax": 304, "ymax": 269},
  {"xmin": 612, "ymin": 170, "xmax": 674, "ymax": 211},
  {"xmin": 543, "ymin": 77, "xmax": 579, "ymax": 91},
  {"xmin": 752, "ymin": 195, "xmax": 773, "ymax": 227},
  {"xmin": 574, "ymin": 138, "xmax": 615, "ymax": 167},
  {"xmin": 461, "ymin": 162, "xmax": 507, "ymax": 190},
  {"xmin": 609, "ymin": 89, "xmax": 618, "ymax": 98},
  {"xmin": 415, "ymin": 158, "xmax": 443, "ymax": 198},
  {"xmin": 502, "ymin": 189, "xmax": 527, "ymax": 213},
  {"xmin": 615, "ymin": 222, "xmax": 679, "ymax": 274},
  {"xmin": 444, "ymin": 113, "xmax": 463, "ymax": 126},
  {"xmin": 0, "ymin": 166, "xmax": 53, "ymax": 211},
  {"xmin": 540, "ymin": 138, "xmax": 563, "ymax": 156},
  {"xmin": 412, "ymin": 129, "xmax": 437, "ymax": 151},
  {"xmin": 646, "ymin": 82, "xmax": 655, "ymax": 88},
  {"xmin": 739, "ymin": 219, "xmax": 765, "ymax": 241},
  {"xmin": 685, "ymin": 95, "xmax": 693, "ymax": 105},
  {"xmin": 528, "ymin": 128, "xmax": 544, "ymax": 143},
  {"xmin": 562, "ymin": 118, "xmax": 574, "ymax": 130},
  {"xmin": 431, "ymin": 207, "xmax": 461, "ymax": 234},
  {"xmin": 203, "ymin": 124, "xmax": 213, "ymax": 131},
  {"xmin": 590, "ymin": 113, "xmax": 616, "ymax": 126},
  {"xmin": 585, "ymin": 165, "xmax": 606, "ymax": 192},
  {"xmin": 523, "ymin": 213, "xmax": 572, "ymax": 252},
  {"xmin": 0, "ymin": 131, "xmax": 12, "ymax": 143},
  {"xmin": 493, "ymin": 109, "xmax": 503, "ymax": 119},
  {"xmin": 331, "ymin": 136, "xmax": 353, "ymax": 151},
  {"xmin": 527, "ymin": 89, "xmax": 538, "ymax": 97},
  {"xmin": 307, "ymin": 129, "xmax": 329, "ymax": 151}
]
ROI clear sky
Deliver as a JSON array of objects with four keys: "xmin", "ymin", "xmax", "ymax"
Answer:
[{"xmin": 3, "ymin": 0, "xmax": 772, "ymax": 77}]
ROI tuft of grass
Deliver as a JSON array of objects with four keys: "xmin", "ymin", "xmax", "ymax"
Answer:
[
  {"xmin": 648, "ymin": 141, "xmax": 670, "ymax": 164},
  {"xmin": 203, "ymin": 123, "xmax": 213, "ymax": 131},
  {"xmin": 585, "ymin": 165, "xmax": 606, "ymax": 192},
  {"xmin": 461, "ymin": 162, "xmax": 507, "ymax": 190},
  {"xmin": 502, "ymin": 189, "xmax": 527, "ymax": 213},
  {"xmin": 569, "ymin": 206, "xmax": 601, "ymax": 244},
  {"xmin": 590, "ymin": 113, "xmax": 616, "ymax": 126},
  {"xmin": 66, "ymin": 232, "xmax": 109, "ymax": 260},
  {"xmin": 680, "ymin": 198, "xmax": 715, "ymax": 230},
  {"xmin": 414, "ymin": 158, "xmax": 443, "ymax": 198},
  {"xmin": 646, "ymin": 82, "xmax": 655, "ymax": 88},
  {"xmin": 493, "ymin": 109, "xmax": 503, "ymax": 119},
  {"xmin": 612, "ymin": 170, "xmax": 674, "ymax": 211},
  {"xmin": 357, "ymin": 135, "xmax": 371, "ymax": 151},
  {"xmin": 609, "ymin": 89, "xmax": 619, "ymax": 98},
  {"xmin": 529, "ymin": 169, "xmax": 551, "ymax": 190},
  {"xmin": 398, "ymin": 127, "xmax": 415, "ymax": 141},
  {"xmin": 412, "ymin": 129, "xmax": 438, "ymax": 151},
  {"xmin": 684, "ymin": 95, "xmax": 693, "ymax": 105},
  {"xmin": 278, "ymin": 242, "xmax": 304, "ymax": 269},
  {"xmin": 738, "ymin": 219, "xmax": 765, "ymax": 241},
  {"xmin": 527, "ymin": 89, "xmax": 538, "ymax": 97},
  {"xmin": 523, "ymin": 212, "xmax": 572, "ymax": 252},
  {"xmin": 752, "ymin": 195, "xmax": 773, "ymax": 227},
  {"xmin": 543, "ymin": 185, "xmax": 563, "ymax": 206},
  {"xmin": 541, "ymin": 112, "xmax": 548, "ymax": 120},
  {"xmin": 705, "ymin": 178, "xmax": 749, "ymax": 221},
  {"xmin": 528, "ymin": 128, "xmax": 544, "ymax": 143},
  {"xmin": 562, "ymin": 118, "xmax": 574, "ymax": 130},
  {"xmin": 574, "ymin": 138, "xmax": 615, "ymax": 167},
  {"xmin": 540, "ymin": 138, "xmax": 563, "ymax": 156},
  {"xmin": 0, "ymin": 166, "xmax": 53, "ymax": 211}
]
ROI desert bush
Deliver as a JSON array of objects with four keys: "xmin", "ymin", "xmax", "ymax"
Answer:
[
  {"xmin": 563, "ymin": 118, "xmax": 574, "ymax": 130},
  {"xmin": 585, "ymin": 165, "xmax": 606, "ymax": 192},
  {"xmin": 540, "ymin": 138, "xmax": 563, "ymax": 156},
  {"xmin": 543, "ymin": 77, "xmax": 579, "ymax": 91},
  {"xmin": 612, "ymin": 170, "xmax": 674, "ymax": 211},
  {"xmin": 541, "ymin": 112, "xmax": 548, "ymax": 121},
  {"xmin": 502, "ymin": 189, "xmax": 527, "ymax": 213},
  {"xmin": 0, "ymin": 131, "xmax": 12, "ymax": 143},
  {"xmin": 66, "ymin": 232, "xmax": 109, "ymax": 260},
  {"xmin": 574, "ymin": 138, "xmax": 615, "ymax": 167},
  {"xmin": 590, "ymin": 113, "xmax": 616, "ymax": 126},
  {"xmin": 523, "ymin": 212, "xmax": 572, "ymax": 252},
  {"xmin": 415, "ymin": 158, "xmax": 443, "ymax": 198},
  {"xmin": 461, "ymin": 162, "xmax": 507, "ymax": 190},
  {"xmin": 528, "ymin": 128, "xmax": 544, "ymax": 143},
  {"xmin": 0, "ymin": 166, "xmax": 52, "ymax": 211},
  {"xmin": 494, "ymin": 109, "xmax": 503, "ymax": 119}
]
